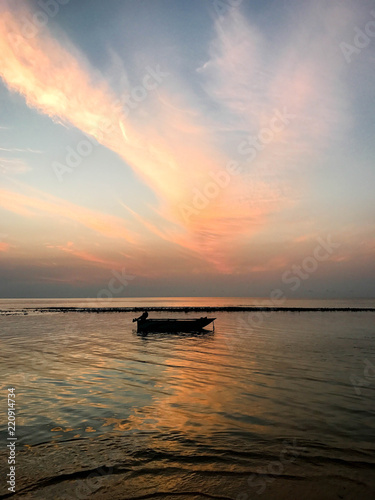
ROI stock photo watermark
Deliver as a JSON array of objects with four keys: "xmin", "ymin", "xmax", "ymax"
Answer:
[
  {"xmin": 57, "ymin": 465, "xmax": 113, "ymax": 500},
  {"xmin": 113, "ymin": 65, "xmax": 169, "ymax": 117},
  {"xmin": 242, "ymin": 235, "xmax": 341, "ymax": 329},
  {"xmin": 95, "ymin": 267, "xmax": 135, "ymax": 306},
  {"xmin": 213, "ymin": 0, "xmax": 243, "ymax": 19},
  {"xmin": 7, "ymin": 0, "xmax": 70, "ymax": 52},
  {"xmin": 222, "ymin": 234, "xmax": 341, "ymax": 352},
  {"xmin": 21, "ymin": 444, "xmax": 113, "ymax": 500},
  {"xmin": 52, "ymin": 65, "xmax": 168, "ymax": 182},
  {"xmin": 179, "ymin": 106, "xmax": 295, "ymax": 222},
  {"xmin": 236, "ymin": 108, "xmax": 295, "ymax": 162},
  {"xmin": 281, "ymin": 236, "xmax": 340, "ymax": 291},
  {"xmin": 6, "ymin": 387, "xmax": 17, "ymax": 494},
  {"xmin": 340, "ymin": 10, "xmax": 375, "ymax": 63},
  {"xmin": 236, "ymin": 438, "xmax": 304, "ymax": 499},
  {"xmin": 15, "ymin": 266, "xmax": 135, "ymax": 385},
  {"xmin": 350, "ymin": 359, "xmax": 375, "ymax": 395}
]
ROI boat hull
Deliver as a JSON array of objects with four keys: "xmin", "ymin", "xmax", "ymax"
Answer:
[{"xmin": 135, "ymin": 317, "xmax": 215, "ymax": 333}]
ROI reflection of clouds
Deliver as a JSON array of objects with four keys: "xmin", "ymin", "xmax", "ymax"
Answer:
[
  {"xmin": 102, "ymin": 417, "xmax": 130, "ymax": 431},
  {"xmin": 1, "ymin": 313, "xmax": 176, "ymax": 446},
  {"xmin": 125, "ymin": 330, "xmax": 267, "ymax": 439}
]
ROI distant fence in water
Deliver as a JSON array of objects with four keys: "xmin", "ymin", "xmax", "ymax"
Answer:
[{"xmin": 2, "ymin": 306, "xmax": 374, "ymax": 315}]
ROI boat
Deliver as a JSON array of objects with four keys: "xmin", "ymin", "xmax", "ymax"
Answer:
[{"xmin": 133, "ymin": 315, "xmax": 215, "ymax": 333}]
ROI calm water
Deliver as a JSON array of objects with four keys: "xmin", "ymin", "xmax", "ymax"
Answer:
[
  {"xmin": 0, "ymin": 299, "xmax": 374, "ymax": 499},
  {"xmin": 1, "ymin": 296, "xmax": 375, "ymax": 312}
]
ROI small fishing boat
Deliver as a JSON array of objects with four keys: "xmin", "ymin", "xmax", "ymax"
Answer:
[{"xmin": 133, "ymin": 313, "xmax": 215, "ymax": 333}]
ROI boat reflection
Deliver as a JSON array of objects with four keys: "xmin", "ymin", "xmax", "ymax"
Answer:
[
  {"xmin": 135, "ymin": 329, "xmax": 215, "ymax": 339},
  {"xmin": 133, "ymin": 313, "xmax": 215, "ymax": 333}
]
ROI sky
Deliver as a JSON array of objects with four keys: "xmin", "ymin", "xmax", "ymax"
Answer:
[{"xmin": 0, "ymin": 0, "xmax": 374, "ymax": 299}]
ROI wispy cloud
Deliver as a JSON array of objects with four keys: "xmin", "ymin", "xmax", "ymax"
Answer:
[
  {"xmin": 201, "ymin": 4, "xmax": 353, "ymax": 167},
  {"xmin": 45, "ymin": 241, "xmax": 118, "ymax": 267},
  {"xmin": 0, "ymin": 0, "xmax": 366, "ymax": 278},
  {"xmin": 0, "ymin": 184, "xmax": 139, "ymax": 244},
  {"xmin": 0, "ymin": 147, "xmax": 43, "ymax": 153},
  {"xmin": 0, "ymin": 1, "xmax": 228, "ymax": 267},
  {"xmin": 0, "ymin": 157, "xmax": 32, "ymax": 174},
  {"xmin": 0, "ymin": 242, "xmax": 10, "ymax": 252},
  {"xmin": 0, "ymin": 2, "xmax": 215, "ymax": 210},
  {"xmin": 179, "ymin": 1, "xmax": 359, "ymax": 269}
]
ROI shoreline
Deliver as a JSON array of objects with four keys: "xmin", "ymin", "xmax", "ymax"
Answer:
[{"xmin": 1, "ymin": 306, "xmax": 375, "ymax": 314}]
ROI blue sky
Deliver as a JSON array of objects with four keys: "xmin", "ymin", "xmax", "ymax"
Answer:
[{"xmin": 0, "ymin": 0, "xmax": 374, "ymax": 298}]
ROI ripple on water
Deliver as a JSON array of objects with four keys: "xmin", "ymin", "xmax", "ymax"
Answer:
[{"xmin": 0, "ymin": 310, "xmax": 375, "ymax": 498}]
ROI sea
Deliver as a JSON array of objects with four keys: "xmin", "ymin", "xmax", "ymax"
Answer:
[{"xmin": 0, "ymin": 297, "xmax": 374, "ymax": 500}]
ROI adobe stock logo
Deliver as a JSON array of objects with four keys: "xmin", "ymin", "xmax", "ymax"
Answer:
[
  {"xmin": 237, "ymin": 107, "xmax": 295, "ymax": 163},
  {"xmin": 212, "ymin": 0, "xmax": 243, "ymax": 19},
  {"xmin": 281, "ymin": 235, "xmax": 341, "ymax": 291},
  {"xmin": 179, "ymin": 106, "xmax": 295, "ymax": 222},
  {"xmin": 51, "ymin": 65, "xmax": 168, "ymax": 182},
  {"xmin": 94, "ymin": 267, "xmax": 135, "ymax": 308},
  {"xmin": 7, "ymin": 0, "xmax": 69, "ymax": 51},
  {"xmin": 340, "ymin": 10, "xmax": 375, "ymax": 63},
  {"xmin": 114, "ymin": 66, "xmax": 169, "ymax": 118}
]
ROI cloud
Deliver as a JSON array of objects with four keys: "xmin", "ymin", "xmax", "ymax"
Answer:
[
  {"xmin": 0, "ymin": 1, "xmax": 237, "ymax": 271},
  {"xmin": 0, "ymin": 185, "xmax": 139, "ymax": 244},
  {"xmin": 181, "ymin": 1, "xmax": 359, "ymax": 269},
  {"xmin": 0, "ymin": 157, "xmax": 32, "ymax": 174},
  {"xmin": 45, "ymin": 241, "xmax": 118, "ymax": 267},
  {"xmin": 202, "ymin": 4, "xmax": 353, "ymax": 157},
  {"xmin": 0, "ymin": 147, "xmax": 43, "ymax": 153},
  {"xmin": 0, "ymin": 242, "xmax": 10, "ymax": 252},
  {"xmin": 0, "ymin": 183, "xmax": 213, "ymax": 279},
  {"xmin": 0, "ymin": 0, "xmax": 364, "ymax": 278},
  {"xmin": 0, "ymin": 2, "xmax": 219, "ymax": 225}
]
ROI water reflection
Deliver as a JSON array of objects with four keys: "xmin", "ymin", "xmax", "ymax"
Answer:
[{"xmin": 0, "ymin": 310, "xmax": 374, "ymax": 498}]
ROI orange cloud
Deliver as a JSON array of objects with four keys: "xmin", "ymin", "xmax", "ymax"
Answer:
[
  {"xmin": 0, "ymin": 242, "xmax": 10, "ymax": 252},
  {"xmin": 46, "ymin": 242, "xmax": 117, "ymax": 267},
  {"xmin": 0, "ymin": 5, "xmax": 217, "ymax": 209},
  {"xmin": 0, "ymin": 186, "xmax": 138, "ymax": 244},
  {"xmin": 0, "ymin": 21, "xmax": 233, "ymax": 269},
  {"xmin": 1, "ymin": 1, "xmax": 348, "ymax": 276},
  {"xmin": 0, "ymin": 4, "xmax": 230, "ymax": 246}
]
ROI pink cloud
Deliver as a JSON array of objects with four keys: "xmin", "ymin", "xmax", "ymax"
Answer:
[
  {"xmin": 0, "ymin": 186, "xmax": 139, "ymax": 244},
  {"xmin": 0, "ymin": 1, "xmax": 363, "ymax": 279},
  {"xmin": 0, "ymin": 242, "xmax": 10, "ymax": 252}
]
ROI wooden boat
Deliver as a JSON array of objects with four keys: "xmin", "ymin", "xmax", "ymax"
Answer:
[{"xmin": 133, "ymin": 316, "xmax": 215, "ymax": 333}]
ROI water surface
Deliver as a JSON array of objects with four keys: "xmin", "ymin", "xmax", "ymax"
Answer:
[{"xmin": 0, "ymin": 303, "xmax": 374, "ymax": 499}]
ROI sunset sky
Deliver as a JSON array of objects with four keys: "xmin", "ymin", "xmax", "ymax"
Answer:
[{"xmin": 0, "ymin": 0, "xmax": 374, "ymax": 298}]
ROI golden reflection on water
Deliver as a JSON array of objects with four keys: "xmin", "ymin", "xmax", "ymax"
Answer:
[
  {"xmin": 1, "ymin": 310, "xmax": 375, "ymax": 499},
  {"xmin": 0, "ymin": 313, "xmax": 345, "ymax": 447},
  {"xmin": 12, "ymin": 313, "xmax": 305, "ymax": 442},
  {"xmin": 124, "ymin": 327, "xmax": 272, "ymax": 441}
]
